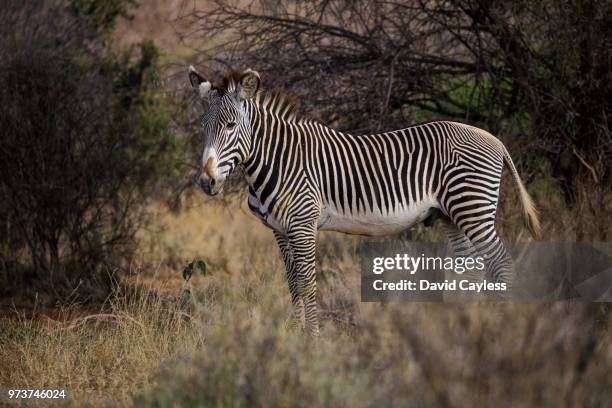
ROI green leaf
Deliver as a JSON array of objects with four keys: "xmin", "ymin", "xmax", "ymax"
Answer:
[
  {"xmin": 195, "ymin": 259, "xmax": 207, "ymax": 275},
  {"xmin": 182, "ymin": 258, "xmax": 206, "ymax": 282},
  {"xmin": 182, "ymin": 262, "xmax": 194, "ymax": 282}
]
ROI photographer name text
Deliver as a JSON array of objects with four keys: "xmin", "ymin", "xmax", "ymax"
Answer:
[{"xmin": 370, "ymin": 254, "xmax": 507, "ymax": 293}]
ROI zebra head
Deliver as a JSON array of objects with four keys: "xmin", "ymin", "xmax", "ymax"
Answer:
[{"xmin": 188, "ymin": 66, "xmax": 260, "ymax": 196}]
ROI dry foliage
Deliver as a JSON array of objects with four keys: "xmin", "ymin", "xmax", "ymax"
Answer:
[
  {"xmin": 1, "ymin": 201, "xmax": 609, "ymax": 407},
  {"xmin": 179, "ymin": 0, "xmax": 612, "ymax": 205}
]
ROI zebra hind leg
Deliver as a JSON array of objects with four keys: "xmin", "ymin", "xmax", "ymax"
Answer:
[
  {"xmin": 442, "ymin": 168, "xmax": 514, "ymax": 297},
  {"xmin": 461, "ymin": 222, "xmax": 514, "ymax": 297},
  {"xmin": 444, "ymin": 197, "xmax": 515, "ymax": 297},
  {"xmin": 445, "ymin": 220, "xmax": 487, "ymax": 284},
  {"xmin": 273, "ymin": 231, "xmax": 304, "ymax": 330}
]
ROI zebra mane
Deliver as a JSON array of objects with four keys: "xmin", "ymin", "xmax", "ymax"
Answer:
[
  {"xmin": 219, "ymin": 70, "xmax": 244, "ymax": 93},
  {"xmin": 218, "ymin": 70, "xmax": 302, "ymax": 123},
  {"xmin": 258, "ymin": 90, "xmax": 300, "ymax": 122}
]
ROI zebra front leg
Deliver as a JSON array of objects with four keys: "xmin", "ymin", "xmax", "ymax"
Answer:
[
  {"xmin": 273, "ymin": 230, "xmax": 304, "ymax": 330},
  {"xmin": 287, "ymin": 224, "xmax": 319, "ymax": 337}
]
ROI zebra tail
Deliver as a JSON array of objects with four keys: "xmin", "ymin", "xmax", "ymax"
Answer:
[{"xmin": 503, "ymin": 148, "xmax": 542, "ymax": 238}]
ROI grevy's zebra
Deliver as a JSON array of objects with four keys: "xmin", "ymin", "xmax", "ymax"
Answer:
[{"xmin": 188, "ymin": 67, "xmax": 541, "ymax": 336}]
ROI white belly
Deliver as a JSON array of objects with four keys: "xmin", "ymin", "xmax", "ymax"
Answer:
[{"xmin": 318, "ymin": 198, "xmax": 439, "ymax": 236}]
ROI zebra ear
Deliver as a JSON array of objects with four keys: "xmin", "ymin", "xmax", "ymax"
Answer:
[
  {"xmin": 189, "ymin": 65, "xmax": 211, "ymax": 99},
  {"xmin": 238, "ymin": 69, "xmax": 260, "ymax": 100}
]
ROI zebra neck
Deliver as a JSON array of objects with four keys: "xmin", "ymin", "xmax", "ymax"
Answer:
[
  {"xmin": 242, "ymin": 102, "xmax": 333, "ymax": 195},
  {"xmin": 243, "ymin": 104, "xmax": 293, "ymax": 193},
  {"xmin": 242, "ymin": 101, "xmax": 361, "ymax": 208}
]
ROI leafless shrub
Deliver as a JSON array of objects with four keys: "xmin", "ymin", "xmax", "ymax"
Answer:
[{"xmin": 178, "ymin": 0, "xmax": 611, "ymax": 206}]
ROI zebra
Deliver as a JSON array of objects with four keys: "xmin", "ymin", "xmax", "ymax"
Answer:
[{"xmin": 188, "ymin": 66, "xmax": 541, "ymax": 336}]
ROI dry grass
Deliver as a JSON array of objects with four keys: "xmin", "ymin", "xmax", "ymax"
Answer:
[
  {"xmin": 0, "ymin": 283, "xmax": 203, "ymax": 405},
  {"xmin": 0, "ymin": 192, "xmax": 610, "ymax": 407}
]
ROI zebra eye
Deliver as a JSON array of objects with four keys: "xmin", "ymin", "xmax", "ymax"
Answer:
[{"xmin": 226, "ymin": 122, "xmax": 237, "ymax": 131}]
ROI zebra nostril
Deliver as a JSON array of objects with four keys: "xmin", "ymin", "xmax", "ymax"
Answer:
[{"xmin": 210, "ymin": 178, "xmax": 216, "ymax": 187}]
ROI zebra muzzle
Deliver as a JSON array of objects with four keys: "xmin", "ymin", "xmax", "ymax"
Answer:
[
  {"xmin": 198, "ymin": 174, "xmax": 223, "ymax": 196},
  {"xmin": 198, "ymin": 157, "xmax": 223, "ymax": 196}
]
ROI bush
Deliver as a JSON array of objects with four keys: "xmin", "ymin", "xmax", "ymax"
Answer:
[
  {"xmin": 183, "ymin": 0, "xmax": 612, "ymax": 203},
  {"xmin": 0, "ymin": 0, "xmax": 179, "ymax": 302}
]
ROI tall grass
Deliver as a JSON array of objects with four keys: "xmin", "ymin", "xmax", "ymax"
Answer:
[
  {"xmin": 1, "ymin": 197, "xmax": 610, "ymax": 407},
  {"xmin": 133, "ymin": 197, "xmax": 610, "ymax": 407},
  {"xmin": 134, "ymin": 258, "xmax": 610, "ymax": 407},
  {"xmin": 0, "ymin": 280, "xmax": 203, "ymax": 406}
]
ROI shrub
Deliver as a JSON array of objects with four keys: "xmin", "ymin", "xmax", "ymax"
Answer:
[
  {"xmin": 0, "ymin": 0, "xmax": 179, "ymax": 302},
  {"xmin": 182, "ymin": 0, "xmax": 612, "ymax": 203}
]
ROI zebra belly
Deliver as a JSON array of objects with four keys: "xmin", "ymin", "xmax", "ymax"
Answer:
[{"xmin": 318, "ymin": 197, "xmax": 439, "ymax": 236}]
